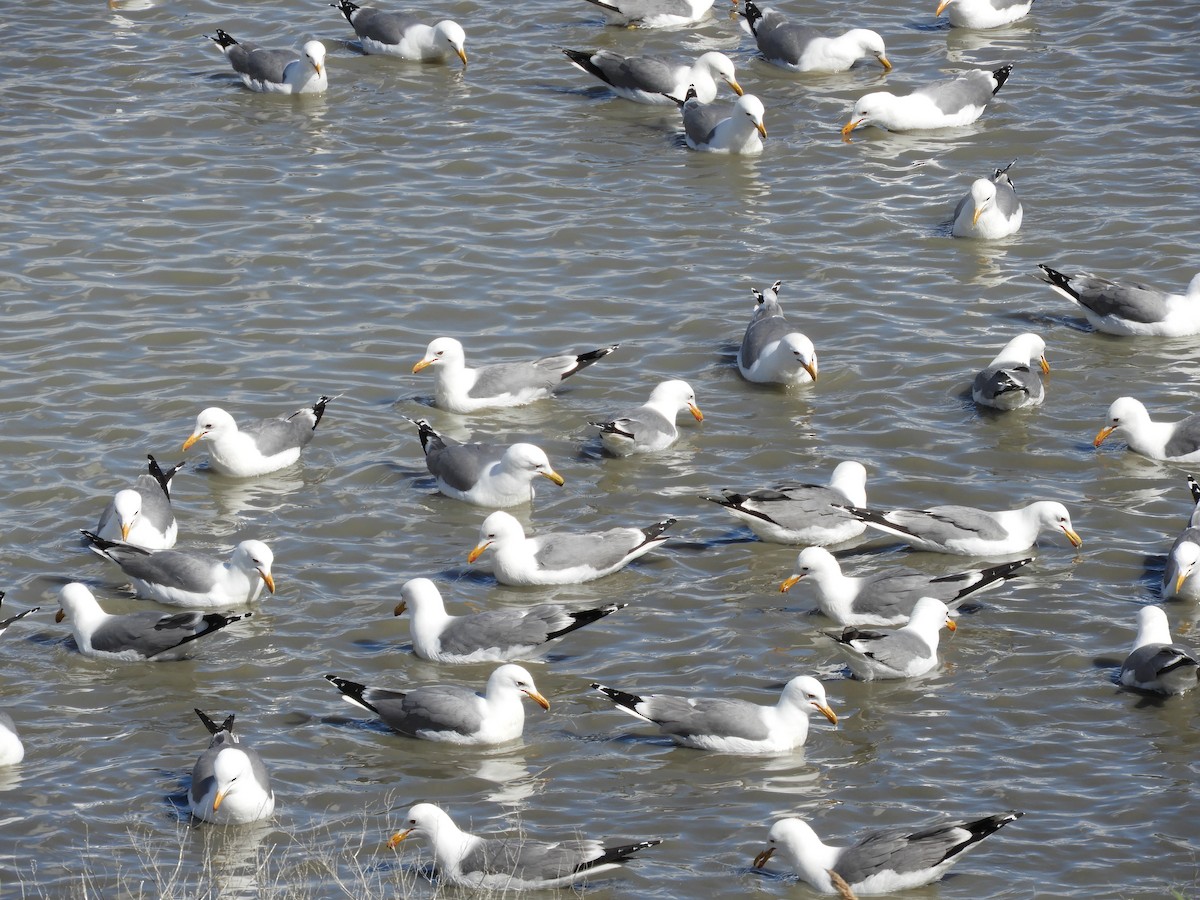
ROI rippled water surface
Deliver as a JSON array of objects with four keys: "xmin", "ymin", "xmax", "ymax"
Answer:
[{"xmin": 2, "ymin": 0, "xmax": 1200, "ymax": 895}]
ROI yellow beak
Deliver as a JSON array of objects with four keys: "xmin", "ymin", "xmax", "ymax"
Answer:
[
  {"xmin": 803, "ymin": 359, "xmax": 819, "ymax": 382},
  {"xmin": 456, "ymin": 48, "xmax": 468, "ymax": 66},
  {"xmin": 525, "ymin": 689, "xmax": 551, "ymax": 711},
  {"xmin": 260, "ymin": 570, "xmax": 276, "ymax": 593},
  {"xmin": 412, "ymin": 358, "xmax": 434, "ymax": 373},
  {"xmin": 393, "ymin": 600, "xmax": 407, "ymax": 617},
  {"xmin": 878, "ymin": 55, "xmax": 892, "ymax": 71},
  {"xmin": 728, "ymin": 78, "xmax": 745, "ymax": 96},
  {"xmin": 945, "ymin": 618, "xmax": 957, "ymax": 633},
  {"xmin": 1177, "ymin": 571, "xmax": 1190, "ymax": 594},
  {"xmin": 972, "ymin": 203, "xmax": 985, "ymax": 226},
  {"xmin": 935, "ymin": 0, "xmax": 951, "ymax": 14},
  {"xmin": 540, "ymin": 469, "xmax": 566, "ymax": 486},
  {"xmin": 387, "ymin": 827, "xmax": 413, "ymax": 849},
  {"xmin": 213, "ymin": 789, "xmax": 227, "ymax": 812},
  {"xmin": 755, "ymin": 121, "xmax": 767, "ymax": 140},
  {"xmin": 688, "ymin": 403, "xmax": 704, "ymax": 422},
  {"xmin": 815, "ymin": 702, "xmax": 838, "ymax": 725},
  {"xmin": 120, "ymin": 522, "xmax": 132, "ymax": 541},
  {"xmin": 467, "ymin": 541, "xmax": 492, "ymax": 564},
  {"xmin": 182, "ymin": 432, "xmax": 203, "ymax": 451},
  {"xmin": 779, "ymin": 574, "xmax": 802, "ymax": 593},
  {"xmin": 55, "ymin": 609, "xmax": 66, "ymax": 623},
  {"xmin": 1093, "ymin": 425, "xmax": 1115, "ymax": 447},
  {"xmin": 1040, "ymin": 356, "xmax": 1050, "ymax": 374},
  {"xmin": 840, "ymin": 119, "xmax": 863, "ymax": 142},
  {"xmin": 1063, "ymin": 527, "xmax": 1083, "ymax": 548},
  {"xmin": 753, "ymin": 846, "xmax": 776, "ymax": 869}
]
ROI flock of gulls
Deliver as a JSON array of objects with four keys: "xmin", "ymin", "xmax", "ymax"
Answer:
[{"xmin": 7, "ymin": 0, "xmax": 1200, "ymax": 894}]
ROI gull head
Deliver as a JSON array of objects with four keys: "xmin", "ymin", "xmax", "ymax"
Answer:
[
  {"xmin": 233, "ymin": 540, "xmax": 276, "ymax": 593},
  {"xmin": 413, "ymin": 336, "xmax": 465, "ymax": 374},
  {"xmin": 434, "ymin": 21, "xmax": 468, "ymax": 66},
  {"xmin": 780, "ymin": 675, "xmax": 838, "ymax": 724},
  {"xmin": 183, "ymin": 407, "xmax": 239, "ymax": 451}
]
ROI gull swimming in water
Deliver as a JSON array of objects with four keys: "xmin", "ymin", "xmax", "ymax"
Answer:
[
  {"xmin": 1119, "ymin": 606, "xmax": 1199, "ymax": 695},
  {"xmin": 387, "ymin": 802, "xmax": 661, "ymax": 890},
  {"xmin": 562, "ymin": 49, "xmax": 741, "ymax": 105},
  {"xmin": 1036, "ymin": 264, "xmax": 1200, "ymax": 336},
  {"xmin": 590, "ymin": 380, "xmax": 703, "ymax": 455},
  {"xmin": 1093, "ymin": 397, "xmax": 1200, "ymax": 461},
  {"xmin": 971, "ymin": 333, "xmax": 1048, "ymax": 410},
  {"xmin": 188, "ymin": 709, "xmax": 275, "ymax": 825},
  {"xmin": 752, "ymin": 811, "xmax": 1024, "ymax": 893},
  {"xmin": 182, "ymin": 395, "xmax": 336, "ymax": 477},
  {"xmin": 737, "ymin": 280, "xmax": 818, "ymax": 385},
  {"xmin": 590, "ymin": 675, "xmax": 837, "ymax": 752},
  {"xmin": 824, "ymin": 596, "xmax": 956, "ymax": 680},
  {"xmin": 674, "ymin": 88, "xmax": 767, "ymax": 154},
  {"xmin": 412, "ymin": 337, "xmax": 617, "ymax": 413},
  {"xmin": 94, "ymin": 455, "xmax": 183, "ymax": 549},
  {"xmin": 330, "ymin": 0, "xmax": 467, "ymax": 64},
  {"xmin": 1163, "ymin": 476, "xmax": 1200, "ymax": 600},
  {"xmin": 740, "ymin": 1, "xmax": 890, "ymax": 73},
  {"xmin": 935, "ymin": 0, "xmax": 1033, "ymax": 29},
  {"xmin": 842, "ymin": 65, "xmax": 1011, "ymax": 139},
  {"xmin": 578, "ymin": 0, "xmax": 714, "ymax": 27},
  {"xmin": 951, "ymin": 161, "xmax": 1022, "ymax": 239},
  {"xmin": 207, "ymin": 31, "xmax": 328, "ymax": 94}
]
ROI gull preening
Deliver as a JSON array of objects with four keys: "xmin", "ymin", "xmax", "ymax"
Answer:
[
  {"xmin": 467, "ymin": 510, "xmax": 676, "ymax": 585},
  {"xmin": 188, "ymin": 709, "xmax": 275, "ymax": 825},
  {"xmin": 737, "ymin": 280, "xmax": 818, "ymax": 385},
  {"xmin": 412, "ymin": 336, "xmax": 617, "ymax": 413},
  {"xmin": 394, "ymin": 578, "xmax": 626, "ymax": 663},
  {"xmin": 94, "ymin": 455, "xmax": 183, "ymax": 550},
  {"xmin": 387, "ymin": 802, "xmax": 661, "ymax": 890},
  {"xmin": 971, "ymin": 333, "xmax": 1048, "ymax": 410},
  {"xmin": 753, "ymin": 810, "xmax": 1024, "ymax": 893},
  {"xmin": 563, "ymin": 49, "xmax": 741, "ymax": 105},
  {"xmin": 331, "ymin": 0, "xmax": 467, "ymax": 64},
  {"xmin": 740, "ymin": 1, "xmax": 890, "ymax": 74},
  {"xmin": 207, "ymin": 31, "xmax": 328, "ymax": 95},
  {"xmin": 838, "ymin": 499, "xmax": 1082, "ymax": 556},
  {"xmin": 675, "ymin": 88, "xmax": 767, "ymax": 155},
  {"xmin": 781, "ymin": 546, "xmax": 1031, "ymax": 626},
  {"xmin": 404, "ymin": 417, "xmax": 564, "ymax": 507},
  {"xmin": 1036, "ymin": 264, "xmax": 1200, "ymax": 336},
  {"xmin": 1119, "ymin": 606, "xmax": 1199, "ymax": 695},
  {"xmin": 842, "ymin": 65, "xmax": 1012, "ymax": 139},
  {"xmin": 590, "ymin": 380, "xmax": 703, "ymax": 455},
  {"xmin": 702, "ymin": 460, "xmax": 868, "ymax": 545},
  {"xmin": 182, "ymin": 395, "xmax": 336, "ymax": 477},
  {"xmin": 55, "ymin": 582, "xmax": 251, "ymax": 661},
  {"xmin": 935, "ymin": 0, "xmax": 1034, "ymax": 29},
  {"xmin": 81, "ymin": 531, "xmax": 276, "ymax": 608},
  {"xmin": 951, "ymin": 161, "xmax": 1022, "ymax": 240},
  {"xmin": 824, "ymin": 596, "xmax": 956, "ymax": 680},
  {"xmin": 324, "ymin": 664, "xmax": 549, "ymax": 745},
  {"xmin": 590, "ymin": 675, "xmax": 837, "ymax": 752},
  {"xmin": 1093, "ymin": 397, "xmax": 1200, "ymax": 461}
]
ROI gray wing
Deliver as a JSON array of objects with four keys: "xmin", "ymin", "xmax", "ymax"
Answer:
[
  {"xmin": 469, "ymin": 362, "xmax": 558, "ymax": 399},
  {"xmin": 379, "ymin": 685, "xmax": 484, "ymax": 736},
  {"xmin": 1163, "ymin": 415, "xmax": 1200, "ymax": 459},
  {"xmin": 101, "ymin": 546, "xmax": 219, "ymax": 592},
  {"xmin": 917, "ymin": 69, "xmax": 995, "ymax": 114},
  {"xmin": 878, "ymin": 505, "xmax": 1009, "ymax": 543},
  {"xmin": 682, "ymin": 99, "xmax": 726, "ymax": 146},
  {"xmin": 134, "ymin": 475, "xmax": 176, "ymax": 534},
  {"xmin": 836, "ymin": 824, "xmax": 964, "ymax": 884},
  {"xmin": 426, "ymin": 443, "xmax": 498, "ymax": 492},
  {"xmin": 438, "ymin": 608, "xmax": 563, "ymax": 656},
  {"xmin": 532, "ymin": 529, "xmax": 640, "ymax": 570},
  {"xmin": 851, "ymin": 571, "xmax": 939, "ymax": 619},
  {"xmin": 462, "ymin": 837, "xmax": 605, "ymax": 882},
  {"xmin": 574, "ymin": 50, "xmax": 679, "ymax": 93},
  {"xmin": 739, "ymin": 300, "xmax": 793, "ymax": 369},
  {"xmin": 993, "ymin": 173, "xmax": 1021, "ymax": 218},
  {"xmin": 1069, "ymin": 275, "xmax": 1170, "ymax": 323},
  {"xmin": 242, "ymin": 415, "xmax": 316, "ymax": 458},
  {"xmin": 226, "ymin": 44, "xmax": 294, "ymax": 85},
  {"xmin": 717, "ymin": 484, "xmax": 855, "ymax": 530},
  {"xmin": 972, "ymin": 363, "xmax": 1042, "ymax": 406},
  {"xmin": 841, "ymin": 628, "xmax": 932, "ymax": 670},
  {"xmin": 350, "ymin": 7, "xmax": 420, "ymax": 43},
  {"xmin": 951, "ymin": 190, "xmax": 971, "ymax": 224},
  {"xmin": 1121, "ymin": 643, "xmax": 1199, "ymax": 688},
  {"xmin": 643, "ymin": 696, "xmax": 770, "ymax": 740},
  {"xmin": 754, "ymin": 15, "xmax": 819, "ymax": 64},
  {"xmin": 607, "ymin": 0, "xmax": 701, "ymax": 20},
  {"xmin": 596, "ymin": 406, "xmax": 674, "ymax": 443},
  {"xmin": 91, "ymin": 610, "xmax": 222, "ymax": 657}
]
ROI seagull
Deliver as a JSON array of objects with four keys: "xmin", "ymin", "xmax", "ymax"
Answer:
[
  {"xmin": 467, "ymin": 511, "xmax": 676, "ymax": 585},
  {"xmin": 387, "ymin": 803, "xmax": 662, "ymax": 890},
  {"xmin": 412, "ymin": 337, "xmax": 618, "ymax": 413},
  {"xmin": 0, "ymin": 591, "xmax": 40, "ymax": 640},
  {"xmin": 0, "ymin": 712, "xmax": 23, "ymax": 767},
  {"xmin": 674, "ymin": 87, "xmax": 767, "ymax": 154},
  {"xmin": 563, "ymin": 49, "xmax": 741, "ymax": 105},
  {"xmin": 841, "ymin": 65, "xmax": 1012, "ymax": 139},
  {"xmin": 1035, "ymin": 265, "xmax": 1200, "ymax": 336},
  {"xmin": 393, "ymin": 577, "xmax": 626, "ymax": 663},
  {"xmin": 330, "ymin": 0, "xmax": 467, "ymax": 64},
  {"xmin": 590, "ymin": 380, "xmax": 703, "ymax": 456},
  {"xmin": 1119, "ymin": 606, "xmax": 1199, "ymax": 695},
  {"xmin": 935, "ymin": 0, "xmax": 1034, "ymax": 29},
  {"xmin": 188, "ymin": 709, "xmax": 275, "ymax": 825},
  {"xmin": 81, "ymin": 531, "xmax": 275, "ymax": 609},
  {"xmin": 1163, "ymin": 476, "xmax": 1200, "ymax": 600},
  {"xmin": 971, "ymin": 333, "xmax": 1048, "ymax": 410},
  {"xmin": 824, "ymin": 596, "xmax": 956, "ymax": 680},
  {"xmin": 578, "ymin": 0, "xmax": 714, "ymax": 28},
  {"xmin": 206, "ymin": 31, "xmax": 328, "ymax": 94},
  {"xmin": 951, "ymin": 161, "xmax": 1022, "ymax": 239},
  {"xmin": 738, "ymin": 280, "xmax": 819, "ymax": 385},
  {"xmin": 837, "ymin": 499, "xmax": 1082, "ymax": 556},
  {"xmin": 55, "ymin": 582, "xmax": 251, "ymax": 661},
  {"xmin": 740, "ymin": 1, "xmax": 890, "ymax": 74},
  {"xmin": 1093, "ymin": 397, "xmax": 1200, "ymax": 461},
  {"xmin": 404, "ymin": 417, "xmax": 564, "ymax": 507},
  {"xmin": 182, "ymin": 395, "xmax": 335, "ymax": 477},
  {"xmin": 701, "ymin": 461, "xmax": 868, "ymax": 545},
  {"xmin": 781, "ymin": 546, "xmax": 1032, "ymax": 627},
  {"xmin": 324, "ymin": 664, "xmax": 550, "ymax": 745},
  {"xmin": 94, "ymin": 455, "xmax": 184, "ymax": 550},
  {"xmin": 590, "ymin": 675, "xmax": 837, "ymax": 752},
  {"xmin": 752, "ymin": 811, "xmax": 1024, "ymax": 893}
]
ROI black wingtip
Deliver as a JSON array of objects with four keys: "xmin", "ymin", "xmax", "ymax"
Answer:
[
  {"xmin": 991, "ymin": 64, "xmax": 1013, "ymax": 94},
  {"xmin": 743, "ymin": 0, "xmax": 763, "ymax": 30},
  {"xmin": 1188, "ymin": 474, "xmax": 1200, "ymax": 505},
  {"xmin": 592, "ymin": 683, "xmax": 644, "ymax": 710},
  {"xmin": 207, "ymin": 29, "xmax": 238, "ymax": 49},
  {"xmin": 194, "ymin": 708, "xmax": 236, "ymax": 735},
  {"xmin": 576, "ymin": 838, "xmax": 663, "ymax": 874},
  {"xmin": 1036, "ymin": 264, "xmax": 1073, "ymax": 293}
]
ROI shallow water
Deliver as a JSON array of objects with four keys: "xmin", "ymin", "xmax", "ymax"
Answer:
[{"xmin": 2, "ymin": 0, "xmax": 1199, "ymax": 895}]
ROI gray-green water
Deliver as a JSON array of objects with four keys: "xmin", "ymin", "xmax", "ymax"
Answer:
[{"xmin": 2, "ymin": 0, "xmax": 1199, "ymax": 895}]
